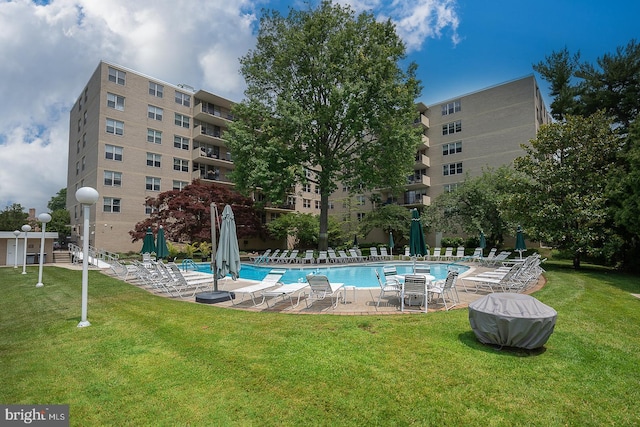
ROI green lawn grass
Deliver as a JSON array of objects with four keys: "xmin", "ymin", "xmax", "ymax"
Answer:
[{"xmin": 1, "ymin": 263, "xmax": 639, "ymax": 426}]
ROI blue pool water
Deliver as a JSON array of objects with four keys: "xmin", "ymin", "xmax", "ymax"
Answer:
[{"xmin": 193, "ymin": 262, "xmax": 468, "ymax": 288}]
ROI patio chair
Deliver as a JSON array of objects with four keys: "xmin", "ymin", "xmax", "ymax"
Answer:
[
  {"xmin": 232, "ymin": 269, "xmax": 286, "ymax": 306},
  {"xmin": 431, "ymin": 247, "xmax": 442, "ymax": 261},
  {"xmin": 469, "ymin": 247, "xmax": 483, "ymax": 262},
  {"xmin": 369, "ymin": 247, "xmax": 381, "ymax": 261},
  {"xmin": 305, "ymin": 274, "xmax": 345, "ymax": 308},
  {"xmin": 401, "ymin": 274, "xmax": 428, "ymax": 313},
  {"xmin": 338, "ymin": 250, "xmax": 351, "ymax": 263},
  {"xmin": 429, "ymin": 270, "xmax": 459, "ymax": 310},
  {"xmin": 453, "ymin": 246, "xmax": 465, "ymax": 261},
  {"xmin": 274, "ymin": 250, "xmax": 291, "ymax": 263},
  {"xmin": 375, "ymin": 270, "xmax": 401, "ymax": 308}
]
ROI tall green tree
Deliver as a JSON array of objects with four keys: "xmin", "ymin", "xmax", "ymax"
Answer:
[
  {"xmin": 533, "ymin": 47, "xmax": 581, "ymax": 121},
  {"xmin": 424, "ymin": 167, "xmax": 522, "ymax": 249},
  {"xmin": 358, "ymin": 204, "xmax": 412, "ymax": 246},
  {"xmin": 512, "ymin": 111, "xmax": 621, "ymax": 268},
  {"xmin": 47, "ymin": 188, "xmax": 67, "ymax": 212},
  {"xmin": 226, "ymin": 1, "xmax": 422, "ymax": 251},
  {"xmin": 0, "ymin": 203, "xmax": 28, "ymax": 231}
]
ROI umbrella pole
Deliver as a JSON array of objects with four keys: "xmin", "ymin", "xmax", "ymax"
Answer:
[{"xmin": 211, "ymin": 202, "xmax": 218, "ymax": 292}]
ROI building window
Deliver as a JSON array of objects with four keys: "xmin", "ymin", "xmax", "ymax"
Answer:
[
  {"xmin": 106, "ymin": 118, "xmax": 124, "ymax": 136},
  {"xmin": 173, "ymin": 158, "xmax": 189, "ymax": 172},
  {"xmin": 444, "ymin": 183, "xmax": 460, "ymax": 192},
  {"xmin": 175, "ymin": 113, "xmax": 190, "ymax": 128},
  {"xmin": 173, "ymin": 180, "xmax": 188, "ymax": 190},
  {"xmin": 149, "ymin": 82, "xmax": 163, "ymax": 98},
  {"xmin": 443, "ymin": 141, "xmax": 462, "ymax": 155},
  {"xmin": 314, "ymin": 200, "xmax": 321, "ymax": 209},
  {"xmin": 357, "ymin": 212, "xmax": 366, "ymax": 221},
  {"xmin": 81, "ymin": 156, "xmax": 85, "ymax": 171},
  {"xmin": 441, "ymin": 100, "xmax": 461, "ymax": 115},
  {"xmin": 357, "ymin": 195, "xmax": 366, "ymax": 206},
  {"xmin": 303, "ymin": 199, "xmax": 311, "ymax": 208},
  {"xmin": 175, "ymin": 91, "xmax": 191, "ymax": 107},
  {"xmin": 148, "ymin": 105, "xmax": 163, "ymax": 121},
  {"xmin": 443, "ymin": 162, "xmax": 463, "ymax": 176},
  {"xmin": 104, "ymin": 171, "xmax": 122, "ymax": 187},
  {"xmin": 105, "ymin": 144, "xmax": 123, "ymax": 161},
  {"xmin": 302, "ymin": 183, "xmax": 311, "ymax": 193},
  {"xmin": 145, "ymin": 205, "xmax": 158, "ymax": 215},
  {"xmin": 146, "ymin": 176, "xmax": 161, "ymax": 191},
  {"xmin": 83, "ymin": 111, "xmax": 87, "ymax": 124},
  {"xmin": 147, "ymin": 129, "xmax": 162, "ymax": 144},
  {"xmin": 442, "ymin": 120, "xmax": 462, "ymax": 136},
  {"xmin": 77, "ymin": 118, "xmax": 81, "ymax": 132},
  {"xmin": 108, "ymin": 67, "xmax": 126, "ymax": 85},
  {"xmin": 82, "ymin": 134, "xmax": 86, "ymax": 147},
  {"xmin": 103, "ymin": 197, "xmax": 121, "ymax": 213},
  {"xmin": 174, "ymin": 135, "xmax": 190, "ymax": 150},
  {"xmin": 107, "ymin": 93, "xmax": 124, "ymax": 111},
  {"xmin": 146, "ymin": 153, "xmax": 161, "ymax": 168},
  {"xmin": 328, "ymin": 201, "xmax": 334, "ymax": 209},
  {"xmin": 75, "ymin": 161, "xmax": 79, "ymax": 176},
  {"xmin": 76, "ymin": 140, "xmax": 80, "ymax": 154}
]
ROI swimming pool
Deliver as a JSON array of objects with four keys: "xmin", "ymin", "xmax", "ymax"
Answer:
[{"xmin": 193, "ymin": 262, "xmax": 468, "ymax": 288}]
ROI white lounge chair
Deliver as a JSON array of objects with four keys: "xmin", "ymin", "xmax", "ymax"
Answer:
[
  {"xmin": 232, "ymin": 269, "xmax": 286, "ymax": 306},
  {"xmin": 261, "ymin": 282, "xmax": 310, "ymax": 308},
  {"xmin": 441, "ymin": 247, "xmax": 454, "ymax": 261},
  {"xmin": 431, "ymin": 247, "xmax": 442, "ymax": 261},
  {"xmin": 379, "ymin": 247, "xmax": 393, "ymax": 260},
  {"xmin": 348, "ymin": 249, "xmax": 365, "ymax": 262},
  {"xmin": 317, "ymin": 250, "xmax": 328, "ymax": 264},
  {"xmin": 369, "ymin": 247, "xmax": 381, "ymax": 261},
  {"xmin": 305, "ymin": 274, "xmax": 345, "ymax": 308},
  {"xmin": 299, "ymin": 249, "xmax": 315, "ymax": 264}
]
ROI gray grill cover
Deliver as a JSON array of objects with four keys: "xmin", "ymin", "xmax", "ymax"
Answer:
[{"xmin": 468, "ymin": 293, "xmax": 557, "ymax": 349}]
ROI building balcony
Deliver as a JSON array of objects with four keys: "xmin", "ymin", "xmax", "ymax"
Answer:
[
  {"xmin": 402, "ymin": 194, "xmax": 430, "ymax": 207},
  {"xmin": 191, "ymin": 147, "xmax": 233, "ymax": 168},
  {"xmin": 415, "ymin": 154, "xmax": 430, "ymax": 168},
  {"xmin": 192, "ymin": 170, "xmax": 234, "ymax": 186},
  {"xmin": 421, "ymin": 134, "xmax": 430, "ymax": 148},
  {"xmin": 406, "ymin": 175, "xmax": 430, "ymax": 189},
  {"xmin": 414, "ymin": 114, "xmax": 429, "ymax": 128},
  {"xmin": 193, "ymin": 124, "xmax": 226, "ymax": 145},
  {"xmin": 193, "ymin": 103, "xmax": 238, "ymax": 127}
]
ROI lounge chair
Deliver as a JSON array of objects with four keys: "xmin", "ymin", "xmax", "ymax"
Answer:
[
  {"xmin": 266, "ymin": 249, "xmax": 281, "ymax": 263},
  {"xmin": 338, "ymin": 250, "xmax": 351, "ymax": 263},
  {"xmin": 401, "ymin": 274, "xmax": 428, "ymax": 313},
  {"xmin": 375, "ymin": 270, "xmax": 400, "ymax": 308},
  {"xmin": 282, "ymin": 249, "xmax": 299, "ymax": 263},
  {"xmin": 299, "ymin": 249, "xmax": 315, "ymax": 264},
  {"xmin": 441, "ymin": 247, "xmax": 454, "ymax": 261},
  {"xmin": 479, "ymin": 248, "xmax": 497, "ymax": 266},
  {"xmin": 274, "ymin": 250, "xmax": 291, "ymax": 263},
  {"xmin": 431, "ymin": 247, "xmax": 442, "ymax": 261},
  {"xmin": 452, "ymin": 246, "xmax": 465, "ymax": 261},
  {"xmin": 305, "ymin": 274, "xmax": 345, "ymax": 308},
  {"xmin": 317, "ymin": 250, "xmax": 328, "ymax": 264},
  {"xmin": 328, "ymin": 249, "xmax": 342, "ymax": 263},
  {"xmin": 348, "ymin": 249, "xmax": 365, "ymax": 262},
  {"xmin": 401, "ymin": 247, "xmax": 411, "ymax": 260},
  {"xmin": 261, "ymin": 282, "xmax": 310, "ymax": 308},
  {"xmin": 369, "ymin": 247, "xmax": 381, "ymax": 261},
  {"xmin": 251, "ymin": 249, "xmax": 271, "ymax": 264},
  {"xmin": 379, "ymin": 247, "xmax": 393, "ymax": 260},
  {"xmin": 232, "ymin": 269, "xmax": 286, "ymax": 306}
]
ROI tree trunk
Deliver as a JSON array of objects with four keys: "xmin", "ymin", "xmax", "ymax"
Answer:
[
  {"xmin": 319, "ymin": 192, "xmax": 329, "ymax": 251},
  {"xmin": 573, "ymin": 252, "xmax": 581, "ymax": 269}
]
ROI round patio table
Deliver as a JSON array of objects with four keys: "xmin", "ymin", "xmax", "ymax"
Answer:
[{"xmin": 468, "ymin": 293, "xmax": 557, "ymax": 349}]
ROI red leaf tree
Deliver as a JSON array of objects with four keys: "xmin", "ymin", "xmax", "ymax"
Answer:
[{"xmin": 129, "ymin": 180, "xmax": 265, "ymax": 243}]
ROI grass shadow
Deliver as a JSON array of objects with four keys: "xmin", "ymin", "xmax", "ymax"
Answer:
[{"xmin": 458, "ymin": 330, "xmax": 547, "ymax": 357}]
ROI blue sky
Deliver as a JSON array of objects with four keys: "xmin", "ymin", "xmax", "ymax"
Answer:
[{"xmin": 0, "ymin": 0, "xmax": 638, "ymax": 215}]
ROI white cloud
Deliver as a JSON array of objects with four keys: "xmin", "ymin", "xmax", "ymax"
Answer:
[
  {"xmin": 335, "ymin": 0, "xmax": 460, "ymax": 51},
  {"xmin": 0, "ymin": 0, "xmax": 258, "ymax": 215}
]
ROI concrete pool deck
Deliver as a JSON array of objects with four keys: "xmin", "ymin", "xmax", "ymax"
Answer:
[{"xmin": 110, "ymin": 261, "xmax": 545, "ymax": 315}]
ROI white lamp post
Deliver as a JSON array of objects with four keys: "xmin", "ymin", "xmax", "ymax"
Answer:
[
  {"xmin": 13, "ymin": 230, "xmax": 20, "ymax": 268},
  {"xmin": 21, "ymin": 224, "xmax": 31, "ymax": 275},
  {"xmin": 75, "ymin": 187, "xmax": 99, "ymax": 328},
  {"xmin": 35, "ymin": 213, "xmax": 52, "ymax": 288}
]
